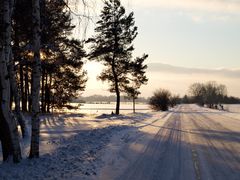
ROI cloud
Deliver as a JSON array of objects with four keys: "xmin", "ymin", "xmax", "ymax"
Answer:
[
  {"xmin": 142, "ymin": 63, "xmax": 240, "ymax": 97},
  {"xmin": 133, "ymin": 0, "xmax": 240, "ymax": 14},
  {"xmin": 148, "ymin": 63, "xmax": 240, "ymax": 79},
  {"xmin": 83, "ymin": 62, "xmax": 240, "ymax": 98}
]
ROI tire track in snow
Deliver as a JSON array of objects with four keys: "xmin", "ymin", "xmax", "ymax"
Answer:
[
  {"xmin": 189, "ymin": 111, "xmax": 240, "ymax": 180},
  {"xmin": 118, "ymin": 106, "xmax": 196, "ymax": 180}
]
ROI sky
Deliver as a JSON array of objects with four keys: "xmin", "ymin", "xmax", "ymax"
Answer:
[{"xmin": 72, "ymin": 0, "xmax": 240, "ymax": 98}]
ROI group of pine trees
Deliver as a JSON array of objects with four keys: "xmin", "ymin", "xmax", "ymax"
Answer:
[
  {"xmin": 0, "ymin": 0, "xmax": 148, "ymax": 163},
  {"xmin": 14, "ymin": 0, "xmax": 87, "ymax": 113}
]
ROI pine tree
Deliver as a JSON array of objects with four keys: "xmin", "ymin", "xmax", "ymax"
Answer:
[
  {"xmin": 89, "ymin": 0, "xmax": 141, "ymax": 115},
  {"xmin": 12, "ymin": 0, "xmax": 32, "ymax": 112},
  {"xmin": 125, "ymin": 54, "xmax": 148, "ymax": 113},
  {"xmin": 12, "ymin": 0, "xmax": 87, "ymax": 112},
  {"xmin": 39, "ymin": 0, "xmax": 87, "ymax": 111}
]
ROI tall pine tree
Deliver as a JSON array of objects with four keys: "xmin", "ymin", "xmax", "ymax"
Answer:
[{"xmin": 89, "ymin": 0, "xmax": 147, "ymax": 114}]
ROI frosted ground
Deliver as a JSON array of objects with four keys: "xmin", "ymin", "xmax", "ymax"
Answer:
[
  {"xmin": 61, "ymin": 103, "xmax": 150, "ymax": 114},
  {"xmin": 0, "ymin": 104, "xmax": 239, "ymax": 180},
  {"xmin": 223, "ymin": 104, "xmax": 240, "ymax": 113}
]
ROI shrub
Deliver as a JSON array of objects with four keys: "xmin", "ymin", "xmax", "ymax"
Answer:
[
  {"xmin": 149, "ymin": 89, "xmax": 171, "ymax": 111},
  {"xmin": 169, "ymin": 95, "xmax": 180, "ymax": 108}
]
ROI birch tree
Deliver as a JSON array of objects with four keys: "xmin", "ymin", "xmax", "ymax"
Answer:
[
  {"xmin": 0, "ymin": 0, "xmax": 22, "ymax": 163},
  {"xmin": 29, "ymin": 0, "xmax": 41, "ymax": 158}
]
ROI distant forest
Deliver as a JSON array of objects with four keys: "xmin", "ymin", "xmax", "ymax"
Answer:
[
  {"xmin": 74, "ymin": 94, "xmax": 240, "ymax": 105},
  {"xmin": 182, "ymin": 95, "xmax": 240, "ymax": 105},
  {"xmin": 71, "ymin": 95, "xmax": 240, "ymax": 104}
]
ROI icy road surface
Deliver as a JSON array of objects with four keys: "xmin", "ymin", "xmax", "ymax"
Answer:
[{"xmin": 97, "ymin": 104, "xmax": 240, "ymax": 180}]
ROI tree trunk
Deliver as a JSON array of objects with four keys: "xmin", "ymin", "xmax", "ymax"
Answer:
[
  {"xmin": 29, "ymin": 0, "xmax": 41, "ymax": 159},
  {"xmin": 115, "ymin": 87, "xmax": 120, "ymax": 115},
  {"xmin": 111, "ymin": 55, "xmax": 120, "ymax": 115},
  {"xmin": 112, "ymin": 65, "xmax": 120, "ymax": 115},
  {"xmin": 45, "ymin": 73, "xmax": 48, "ymax": 112},
  {"xmin": 10, "ymin": 90, "xmax": 13, "ymax": 110},
  {"xmin": 133, "ymin": 98, "xmax": 135, "ymax": 114},
  {"xmin": 0, "ymin": 0, "xmax": 22, "ymax": 163},
  {"xmin": 20, "ymin": 64, "xmax": 27, "ymax": 111},
  {"xmin": 26, "ymin": 65, "xmax": 31, "ymax": 112},
  {"xmin": 0, "ymin": 112, "xmax": 13, "ymax": 161},
  {"xmin": 9, "ymin": 49, "xmax": 28, "ymax": 138},
  {"xmin": 47, "ymin": 73, "xmax": 52, "ymax": 113},
  {"xmin": 41, "ymin": 65, "xmax": 45, "ymax": 112}
]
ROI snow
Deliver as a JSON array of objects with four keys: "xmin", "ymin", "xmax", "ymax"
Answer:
[
  {"xmin": 96, "ymin": 104, "xmax": 240, "ymax": 180},
  {"xmin": 60, "ymin": 103, "xmax": 151, "ymax": 114},
  {"xmin": 0, "ymin": 104, "xmax": 239, "ymax": 180},
  {"xmin": 0, "ymin": 111, "xmax": 153, "ymax": 180},
  {"xmin": 1, "ymin": 126, "xmax": 126, "ymax": 180},
  {"xmin": 223, "ymin": 104, "xmax": 240, "ymax": 113}
]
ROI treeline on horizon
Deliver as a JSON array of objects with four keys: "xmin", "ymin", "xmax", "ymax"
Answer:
[
  {"xmin": 73, "ymin": 91, "xmax": 240, "ymax": 105},
  {"xmin": 187, "ymin": 81, "xmax": 240, "ymax": 108},
  {"xmin": 74, "ymin": 95, "xmax": 148, "ymax": 103},
  {"xmin": 182, "ymin": 95, "xmax": 240, "ymax": 105},
  {"xmin": 148, "ymin": 81, "xmax": 240, "ymax": 112}
]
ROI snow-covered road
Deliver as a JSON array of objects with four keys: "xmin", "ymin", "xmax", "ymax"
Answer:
[{"xmin": 98, "ymin": 104, "xmax": 240, "ymax": 180}]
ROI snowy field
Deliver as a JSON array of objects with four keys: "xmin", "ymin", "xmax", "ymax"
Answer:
[
  {"xmin": 223, "ymin": 104, "xmax": 240, "ymax": 113},
  {"xmin": 0, "ymin": 104, "xmax": 239, "ymax": 180},
  {"xmin": 59, "ymin": 102, "xmax": 151, "ymax": 114},
  {"xmin": 65, "ymin": 103, "xmax": 240, "ymax": 114}
]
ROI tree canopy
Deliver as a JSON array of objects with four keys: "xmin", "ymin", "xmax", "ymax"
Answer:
[
  {"xmin": 189, "ymin": 81, "xmax": 227, "ymax": 108},
  {"xmin": 88, "ymin": 0, "xmax": 148, "ymax": 114}
]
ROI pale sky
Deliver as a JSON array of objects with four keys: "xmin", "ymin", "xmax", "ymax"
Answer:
[
  {"xmin": 130, "ymin": 0, "xmax": 240, "ymax": 68},
  {"xmin": 72, "ymin": 0, "xmax": 240, "ymax": 98}
]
